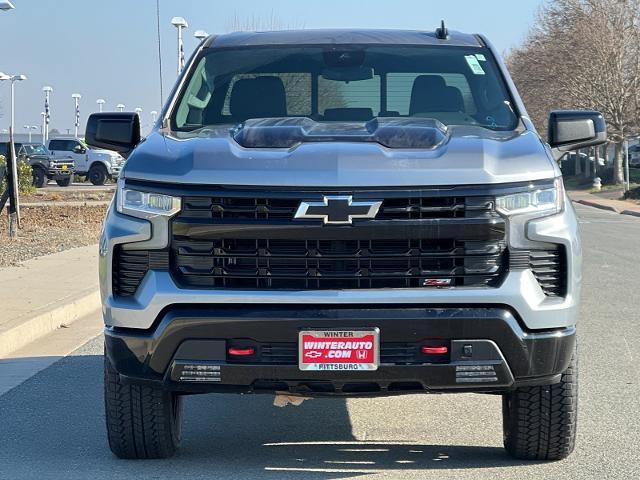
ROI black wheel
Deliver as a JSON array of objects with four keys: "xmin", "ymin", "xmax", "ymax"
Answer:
[
  {"xmin": 56, "ymin": 175, "xmax": 74, "ymax": 187},
  {"xmin": 502, "ymin": 344, "xmax": 578, "ymax": 461},
  {"xmin": 104, "ymin": 356, "xmax": 182, "ymax": 459},
  {"xmin": 32, "ymin": 168, "xmax": 47, "ymax": 188},
  {"xmin": 88, "ymin": 164, "xmax": 108, "ymax": 186}
]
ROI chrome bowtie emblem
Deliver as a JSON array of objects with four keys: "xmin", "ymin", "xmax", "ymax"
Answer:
[{"xmin": 294, "ymin": 195, "xmax": 382, "ymax": 225}]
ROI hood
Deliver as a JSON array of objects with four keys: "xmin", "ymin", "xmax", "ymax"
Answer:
[
  {"xmin": 90, "ymin": 148, "xmax": 121, "ymax": 158},
  {"xmin": 123, "ymin": 122, "xmax": 557, "ymax": 187}
]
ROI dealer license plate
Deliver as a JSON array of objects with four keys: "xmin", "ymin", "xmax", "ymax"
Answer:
[{"xmin": 298, "ymin": 328, "xmax": 379, "ymax": 371}]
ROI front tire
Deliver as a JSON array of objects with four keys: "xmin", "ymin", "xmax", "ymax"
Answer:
[
  {"xmin": 502, "ymin": 345, "xmax": 578, "ymax": 461},
  {"xmin": 56, "ymin": 175, "xmax": 73, "ymax": 187},
  {"xmin": 104, "ymin": 357, "xmax": 182, "ymax": 459},
  {"xmin": 88, "ymin": 164, "xmax": 108, "ymax": 185},
  {"xmin": 32, "ymin": 168, "xmax": 47, "ymax": 188}
]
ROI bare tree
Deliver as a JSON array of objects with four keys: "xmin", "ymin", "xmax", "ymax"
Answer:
[{"xmin": 508, "ymin": 0, "xmax": 640, "ymax": 184}]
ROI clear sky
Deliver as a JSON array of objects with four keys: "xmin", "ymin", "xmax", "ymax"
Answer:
[{"xmin": 0, "ymin": 0, "xmax": 542, "ymax": 135}]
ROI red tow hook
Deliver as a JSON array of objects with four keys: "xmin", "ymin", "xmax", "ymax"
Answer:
[
  {"xmin": 421, "ymin": 346, "xmax": 449, "ymax": 355},
  {"xmin": 228, "ymin": 347, "xmax": 255, "ymax": 357}
]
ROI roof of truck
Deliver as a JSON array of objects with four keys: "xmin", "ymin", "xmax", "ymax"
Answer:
[{"xmin": 205, "ymin": 29, "xmax": 483, "ymax": 49}]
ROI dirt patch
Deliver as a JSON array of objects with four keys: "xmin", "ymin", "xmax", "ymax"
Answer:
[{"xmin": 0, "ymin": 204, "xmax": 108, "ymax": 267}]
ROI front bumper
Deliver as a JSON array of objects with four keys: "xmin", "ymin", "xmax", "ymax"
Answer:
[
  {"xmin": 105, "ymin": 305, "xmax": 576, "ymax": 396},
  {"xmin": 48, "ymin": 165, "xmax": 75, "ymax": 179}
]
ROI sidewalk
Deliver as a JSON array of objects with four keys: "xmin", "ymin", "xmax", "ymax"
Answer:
[
  {"xmin": 568, "ymin": 190, "xmax": 640, "ymax": 217},
  {"xmin": 0, "ymin": 245, "xmax": 101, "ymax": 357}
]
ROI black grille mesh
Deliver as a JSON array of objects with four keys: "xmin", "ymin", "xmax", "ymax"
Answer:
[
  {"xmin": 170, "ymin": 238, "xmax": 507, "ymax": 290},
  {"xmin": 112, "ymin": 248, "xmax": 169, "ymax": 297},
  {"xmin": 179, "ymin": 195, "xmax": 495, "ymax": 220},
  {"xmin": 510, "ymin": 247, "xmax": 566, "ymax": 297}
]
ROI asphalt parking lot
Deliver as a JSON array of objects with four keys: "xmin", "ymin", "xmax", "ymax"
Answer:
[{"xmin": 0, "ymin": 204, "xmax": 638, "ymax": 480}]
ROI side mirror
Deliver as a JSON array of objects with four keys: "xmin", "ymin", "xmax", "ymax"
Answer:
[
  {"xmin": 548, "ymin": 110, "xmax": 607, "ymax": 160},
  {"xmin": 85, "ymin": 112, "xmax": 140, "ymax": 156},
  {"xmin": 73, "ymin": 145, "xmax": 86, "ymax": 154}
]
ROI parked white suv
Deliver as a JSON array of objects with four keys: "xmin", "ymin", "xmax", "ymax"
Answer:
[{"xmin": 48, "ymin": 138, "xmax": 124, "ymax": 185}]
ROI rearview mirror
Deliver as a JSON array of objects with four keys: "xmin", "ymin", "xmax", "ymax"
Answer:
[
  {"xmin": 322, "ymin": 66, "xmax": 374, "ymax": 82},
  {"xmin": 548, "ymin": 111, "xmax": 607, "ymax": 159},
  {"xmin": 85, "ymin": 112, "xmax": 140, "ymax": 156}
]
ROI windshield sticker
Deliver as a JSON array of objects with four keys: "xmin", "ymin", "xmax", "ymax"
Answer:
[
  {"xmin": 475, "ymin": 54, "xmax": 487, "ymax": 62},
  {"xmin": 465, "ymin": 55, "xmax": 485, "ymax": 75}
]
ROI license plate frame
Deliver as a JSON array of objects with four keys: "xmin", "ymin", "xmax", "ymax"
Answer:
[{"xmin": 298, "ymin": 328, "xmax": 380, "ymax": 371}]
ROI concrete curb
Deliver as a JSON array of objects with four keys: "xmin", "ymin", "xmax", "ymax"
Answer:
[
  {"xmin": 576, "ymin": 199, "xmax": 619, "ymax": 213},
  {"xmin": 0, "ymin": 290, "xmax": 100, "ymax": 358},
  {"xmin": 621, "ymin": 209, "xmax": 640, "ymax": 217}
]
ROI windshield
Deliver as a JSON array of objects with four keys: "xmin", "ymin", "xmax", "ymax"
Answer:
[
  {"xmin": 21, "ymin": 144, "xmax": 49, "ymax": 156},
  {"xmin": 171, "ymin": 45, "xmax": 518, "ymax": 132}
]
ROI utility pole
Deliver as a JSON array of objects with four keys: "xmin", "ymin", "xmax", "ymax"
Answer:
[
  {"xmin": 72, "ymin": 93, "xmax": 81, "ymax": 138},
  {"xmin": 43, "ymin": 86, "xmax": 53, "ymax": 143},
  {"xmin": 0, "ymin": 126, "xmax": 20, "ymax": 236},
  {"xmin": 624, "ymin": 138, "xmax": 631, "ymax": 192},
  {"xmin": 171, "ymin": 17, "xmax": 188, "ymax": 75}
]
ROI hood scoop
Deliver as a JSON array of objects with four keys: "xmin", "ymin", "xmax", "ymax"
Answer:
[{"xmin": 232, "ymin": 117, "xmax": 449, "ymax": 149}]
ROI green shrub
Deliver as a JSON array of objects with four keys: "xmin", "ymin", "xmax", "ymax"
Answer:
[{"xmin": 0, "ymin": 154, "xmax": 36, "ymax": 195}]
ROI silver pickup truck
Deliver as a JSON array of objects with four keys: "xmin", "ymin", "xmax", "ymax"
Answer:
[{"xmin": 86, "ymin": 27, "xmax": 606, "ymax": 461}]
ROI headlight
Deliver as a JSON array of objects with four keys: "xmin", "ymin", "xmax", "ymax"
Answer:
[
  {"xmin": 116, "ymin": 179, "xmax": 181, "ymax": 218},
  {"xmin": 496, "ymin": 178, "xmax": 564, "ymax": 217},
  {"xmin": 49, "ymin": 161, "xmax": 56, "ymax": 168}
]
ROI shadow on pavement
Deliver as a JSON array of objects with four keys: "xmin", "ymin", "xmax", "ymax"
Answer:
[{"xmin": 0, "ymin": 354, "xmax": 533, "ymax": 479}]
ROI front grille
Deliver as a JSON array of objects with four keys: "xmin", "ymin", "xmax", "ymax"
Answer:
[
  {"xmin": 179, "ymin": 195, "xmax": 495, "ymax": 221},
  {"xmin": 169, "ymin": 190, "xmax": 507, "ymax": 291},
  {"xmin": 171, "ymin": 238, "xmax": 506, "ymax": 290}
]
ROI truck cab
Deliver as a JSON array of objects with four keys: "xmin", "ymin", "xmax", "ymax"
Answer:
[{"xmin": 48, "ymin": 138, "xmax": 124, "ymax": 185}]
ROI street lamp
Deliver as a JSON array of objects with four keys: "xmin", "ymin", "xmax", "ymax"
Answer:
[
  {"xmin": 150, "ymin": 110, "xmax": 158, "ymax": 123},
  {"xmin": 23, "ymin": 125, "xmax": 37, "ymax": 142},
  {"xmin": 171, "ymin": 16, "xmax": 188, "ymax": 75},
  {"xmin": 40, "ymin": 112, "xmax": 46, "ymax": 142},
  {"xmin": 0, "ymin": 1, "xmax": 15, "ymax": 11},
  {"xmin": 134, "ymin": 107, "xmax": 143, "ymax": 119},
  {"xmin": 71, "ymin": 93, "xmax": 81, "ymax": 138},
  {"xmin": 42, "ymin": 85, "xmax": 53, "ymax": 142},
  {"xmin": 194, "ymin": 30, "xmax": 208, "ymax": 42},
  {"xmin": 0, "ymin": 73, "xmax": 27, "ymax": 134},
  {"xmin": 96, "ymin": 98, "xmax": 106, "ymax": 112},
  {"xmin": 116, "ymin": 103, "xmax": 125, "ymax": 112}
]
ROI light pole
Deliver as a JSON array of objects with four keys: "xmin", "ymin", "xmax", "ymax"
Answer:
[
  {"xmin": 72, "ymin": 93, "xmax": 81, "ymax": 138},
  {"xmin": 40, "ymin": 112, "xmax": 46, "ymax": 142},
  {"xmin": 26, "ymin": 125, "xmax": 37, "ymax": 142},
  {"xmin": 171, "ymin": 16, "xmax": 188, "ymax": 75},
  {"xmin": 116, "ymin": 104, "xmax": 125, "ymax": 112},
  {"xmin": 134, "ymin": 107, "xmax": 143, "ymax": 120},
  {"xmin": 0, "ymin": 73, "xmax": 27, "ymax": 133},
  {"xmin": 150, "ymin": 110, "xmax": 158, "ymax": 124},
  {"xmin": 96, "ymin": 98, "xmax": 105, "ymax": 112},
  {"xmin": 194, "ymin": 30, "xmax": 208, "ymax": 42},
  {"xmin": 42, "ymin": 85, "xmax": 53, "ymax": 143}
]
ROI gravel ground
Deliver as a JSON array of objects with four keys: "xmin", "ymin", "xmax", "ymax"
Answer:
[
  {"xmin": 23, "ymin": 188, "xmax": 114, "ymax": 203},
  {"xmin": 0, "ymin": 204, "xmax": 107, "ymax": 267}
]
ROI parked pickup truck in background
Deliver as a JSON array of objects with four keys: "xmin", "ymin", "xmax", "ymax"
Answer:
[
  {"xmin": 48, "ymin": 138, "xmax": 124, "ymax": 185},
  {"xmin": 0, "ymin": 141, "xmax": 75, "ymax": 187}
]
